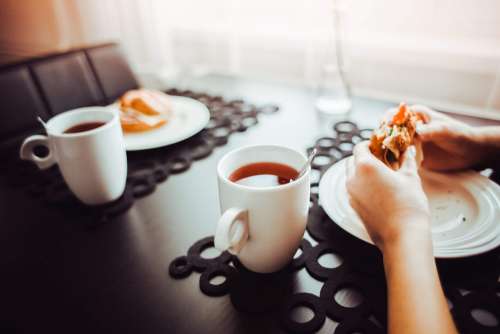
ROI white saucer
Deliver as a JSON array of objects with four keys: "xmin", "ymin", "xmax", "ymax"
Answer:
[
  {"xmin": 108, "ymin": 96, "xmax": 210, "ymax": 151},
  {"xmin": 319, "ymin": 157, "xmax": 500, "ymax": 258}
]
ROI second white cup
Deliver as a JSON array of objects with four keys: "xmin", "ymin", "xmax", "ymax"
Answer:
[{"xmin": 214, "ymin": 145, "xmax": 310, "ymax": 273}]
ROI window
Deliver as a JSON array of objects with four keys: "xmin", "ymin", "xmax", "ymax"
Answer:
[{"xmin": 74, "ymin": 0, "xmax": 500, "ymax": 118}]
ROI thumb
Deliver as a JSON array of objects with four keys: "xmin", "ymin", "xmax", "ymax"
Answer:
[
  {"xmin": 416, "ymin": 122, "xmax": 449, "ymax": 142},
  {"xmin": 413, "ymin": 139, "xmax": 424, "ymax": 167}
]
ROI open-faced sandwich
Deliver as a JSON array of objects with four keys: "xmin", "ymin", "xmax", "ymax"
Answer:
[
  {"xmin": 369, "ymin": 103, "xmax": 424, "ymax": 170},
  {"xmin": 119, "ymin": 89, "xmax": 171, "ymax": 133}
]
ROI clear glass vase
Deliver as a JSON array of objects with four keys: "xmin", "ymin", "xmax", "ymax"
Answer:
[
  {"xmin": 315, "ymin": 63, "xmax": 352, "ymax": 117},
  {"xmin": 315, "ymin": 0, "xmax": 352, "ymax": 119}
]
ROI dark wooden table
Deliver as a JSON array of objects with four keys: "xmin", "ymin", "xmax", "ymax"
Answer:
[{"xmin": 2, "ymin": 75, "xmax": 499, "ymax": 333}]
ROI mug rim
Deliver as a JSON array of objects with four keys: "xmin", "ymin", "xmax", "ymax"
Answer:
[
  {"xmin": 46, "ymin": 107, "xmax": 117, "ymax": 138},
  {"xmin": 217, "ymin": 144, "xmax": 310, "ymax": 192}
]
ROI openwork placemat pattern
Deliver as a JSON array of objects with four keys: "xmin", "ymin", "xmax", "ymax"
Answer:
[
  {"xmin": 169, "ymin": 121, "xmax": 500, "ymax": 334},
  {"xmin": 0, "ymin": 89, "xmax": 279, "ymax": 223}
]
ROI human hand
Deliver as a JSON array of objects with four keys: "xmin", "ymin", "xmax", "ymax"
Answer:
[
  {"xmin": 346, "ymin": 141, "xmax": 430, "ymax": 252},
  {"xmin": 410, "ymin": 105, "xmax": 496, "ymax": 171}
]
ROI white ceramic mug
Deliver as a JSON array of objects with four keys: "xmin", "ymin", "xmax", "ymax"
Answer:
[
  {"xmin": 214, "ymin": 145, "xmax": 310, "ymax": 273},
  {"xmin": 19, "ymin": 107, "xmax": 127, "ymax": 205}
]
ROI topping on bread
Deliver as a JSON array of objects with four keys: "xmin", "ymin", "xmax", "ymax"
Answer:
[
  {"xmin": 119, "ymin": 89, "xmax": 171, "ymax": 132},
  {"xmin": 369, "ymin": 103, "xmax": 424, "ymax": 170}
]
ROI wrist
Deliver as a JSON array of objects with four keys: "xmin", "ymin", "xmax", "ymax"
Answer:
[{"xmin": 379, "ymin": 217, "xmax": 432, "ymax": 256}]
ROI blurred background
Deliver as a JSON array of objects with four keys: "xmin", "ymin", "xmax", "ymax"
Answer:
[{"xmin": 1, "ymin": 0, "xmax": 499, "ymax": 119}]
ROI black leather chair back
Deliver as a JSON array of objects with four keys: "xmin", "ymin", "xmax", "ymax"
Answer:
[
  {"xmin": 0, "ymin": 66, "xmax": 48, "ymax": 143},
  {"xmin": 0, "ymin": 43, "xmax": 139, "ymax": 149},
  {"xmin": 86, "ymin": 44, "xmax": 139, "ymax": 103},
  {"xmin": 31, "ymin": 52, "xmax": 104, "ymax": 115}
]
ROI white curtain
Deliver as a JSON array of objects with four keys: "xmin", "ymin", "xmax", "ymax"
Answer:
[{"xmin": 73, "ymin": 0, "xmax": 500, "ymax": 118}]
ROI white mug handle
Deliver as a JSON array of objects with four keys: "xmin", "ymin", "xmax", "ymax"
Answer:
[
  {"xmin": 214, "ymin": 207, "xmax": 249, "ymax": 255},
  {"xmin": 19, "ymin": 135, "xmax": 56, "ymax": 170}
]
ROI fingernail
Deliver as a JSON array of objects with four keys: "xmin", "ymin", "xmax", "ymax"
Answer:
[
  {"xmin": 407, "ymin": 146, "xmax": 416, "ymax": 157},
  {"xmin": 416, "ymin": 123, "xmax": 425, "ymax": 133}
]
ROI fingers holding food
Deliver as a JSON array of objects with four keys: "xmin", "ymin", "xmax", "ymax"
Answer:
[{"xmin": 369, "ymin": 103, "xmax": 424, "ymax": 170}]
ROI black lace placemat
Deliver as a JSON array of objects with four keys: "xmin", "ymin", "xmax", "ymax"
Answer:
[
  {"xmin": 168, "ymin": 121, "xmax": 500, "ymax": 334},
  {"xmin": 0, "ymin": 89, "xmax": 279, "ymax": 224}
]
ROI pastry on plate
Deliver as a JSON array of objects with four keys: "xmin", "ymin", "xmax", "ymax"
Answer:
[
  {"xmin": 369, "ymin": 103, "xmax": 424, "ymax": 170},
  {"xmin": 119, "ymin": 89, "xmax": 171, "ymax": 133}
]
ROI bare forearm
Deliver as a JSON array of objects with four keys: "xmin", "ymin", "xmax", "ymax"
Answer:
[{"xmin": 382, "ymin": 227, "xmax": 457, "ymax": 334}]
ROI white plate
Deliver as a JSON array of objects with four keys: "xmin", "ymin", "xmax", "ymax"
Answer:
[
  {"xmin": 319, "ymin": 157, "xmax": 500, "ymax": 258},
  {"xmin": 108, "ymin": 96, "xmax": 210, "ymax": 151}
]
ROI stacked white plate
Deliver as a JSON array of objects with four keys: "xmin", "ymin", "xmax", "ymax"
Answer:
[{"xmin": 319, "ymin": 157, "xmax": 500, "ymax": 258}]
